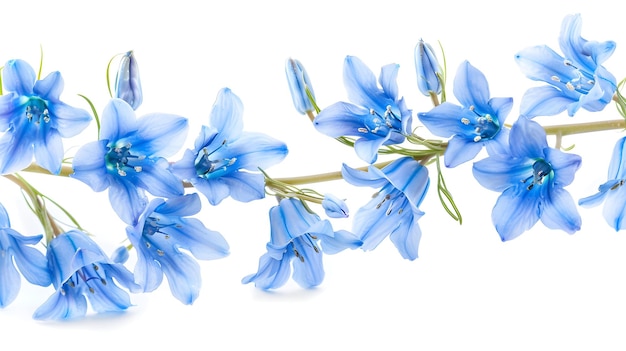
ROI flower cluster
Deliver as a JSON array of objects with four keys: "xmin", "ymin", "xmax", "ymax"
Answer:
[{"xmin": 1, "ymin": 12, "xmax": 625, "ymax": 321}]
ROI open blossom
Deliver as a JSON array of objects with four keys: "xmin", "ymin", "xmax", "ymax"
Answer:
[
  {"xmin": 0, "ymin": 59, "xmax": 92, "ymax": 174},
  {"xmin": 579, "ymin": 136, "xmax": 626, "ymax": 230},
  {"xmin": 171, "ymin": 88, "xmax": 287, "ymax": 206},
  {"xmin": 418, "ymin": 61, "xmax": 513, "ymax": 168},
  {"xmin": 33, "ymin": 230, "xmax": 140, "ymax": 320},
  {"xmin": 242, "ymin": 198, "xmax": 361, "ymax": 290},
  {"xmin": 342, "ymin": 157, "xmax": 429, "ymax": 260},
  {"xmin": 71, "ymin": 98, "xmax": 188, "ymax": 225},
  {"xmin": 515, "ymin": 13, "xmax": 617, "ymax": 117},
  {"xmin": 314, "ymin": 55, "xmax": 412, "ymax": 164},
  {"xmin": 0, "ymin": 203, "xmax": 51, "ymax": 307},
  {"xmin": 473, "ymin": 116, "xmax": 582, "ymax": 241},
  {"xmin": 125, "ymin": 193, "xmax": 229, "ymax": 304}
]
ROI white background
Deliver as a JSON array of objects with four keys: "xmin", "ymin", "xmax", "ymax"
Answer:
[{"xmin": 2, "ymin": 0, "xmax": 626, "ymax": 349}]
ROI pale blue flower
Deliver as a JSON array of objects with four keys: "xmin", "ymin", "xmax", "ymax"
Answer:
[
  {"xmin": 473, "ymin": 116, "xmax": 582, "ymax": 241},
  {"xmin": 126, "ymin": 193, "xmax": 229, "ymax": 304},
  {"xmin": 72, "ymin": 98, "xmax": 188, "ymax": 225},
  {"xmin": 414, "ymin": 39, "xmax": 443, "ymax": 96},
  {"xmin": 285, "ymin": 58, "xmax": 315, "ymax": 114},
  {"xmin": 0, "ymin": 203, "xmax": 51, "ymax": 308},
  {"xmin": 114, "ymin": 51, "xmax": 143, "ymax": 110},
  {"xmin": 321, "ymin": 193, "xmax": 349, "ymax": 218},
  {"xmin": 171, "ymin": 88, "xmax": 287, "ymax": 206},
  {"xmin": 579, "ymin": 136, "xmax": 626, "ymax": 230},
  {"xmin": 314, "ymin": 56, "xmax": 412, "ymax": 164},
  {"xmin": 242, "ymin": 198, "xmax": 361, "ymax": 290},
  {"xmin": 515, "ymin": 13, "xmax": 617, "ymax": 117},
  {"xmin": 33, "ymin": 230, "xmax": 140, "ymax": 320},
  {"xmin": 418, "ymin": 61, "xmax": 513, "ymax": 167},
  {"xmin": 341, "ymin": 157, "xmax": 429, "ymax": 260},
  {"xmin": 0, "ymin": 59, "xmax": 92, "ymax": 174}
]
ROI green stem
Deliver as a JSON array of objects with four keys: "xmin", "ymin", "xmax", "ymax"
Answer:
[{"xmin": 542, "ymin": 119, "xmax": 625, "ymax": 136}]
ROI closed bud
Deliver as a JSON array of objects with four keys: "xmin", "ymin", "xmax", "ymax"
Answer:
[
  {"xmin": 285, "ymin": 58, "xmax": 316, "ymax": 114},
  {"xmin": 111, "ymin": 245, "xmax": 130, "ymax": 264},
  {"xmin": 322, "ymin": 193, "xmax": 349, "ymax": 218},
  {"xmin": 115, "ymin": 50, "xmax": 143, "ymax": 110},
  {"xmin": 414, "ymin": 39, "xmax": 442, "ymax": 96}
]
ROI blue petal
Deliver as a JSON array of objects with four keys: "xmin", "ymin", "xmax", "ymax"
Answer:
[
  {"xmin": 71, "ymin": 140, "xmax": 111, "ymax": 192},
  {"xmin": 379, "ymin": 63, "xmax": 400, "ymax": 101},
  {"xmin": 108, "ymin": 177, "xmax": 148, "ymax": 225},
  {"xmin": 509, "ymin": 117, "xmax": 548, "ymax": 158},
  {"xmin": 226, "ymin": 132, "xmax": 288, "ymax": 170},
  {"xmin": 389, "ymin": 208, "xmax": 423, "ymax": 260},
  {"xmin": 99, "ymin": 99, "xmax": 138, "ymax": 142},
  {"xmin": 602, "ymin": 186, "xmax": 626, "ymax": 230},
  {"xmin": 473, "ymin": 154, "xmax": 533, "ymax": 192},
  {"xmin": 132, "ymin": 113, "xmax": 188, "ymax": 157},
  {"xmin": 291, "ymin": 240, "xmax": 324, "ymax": 288},
  {"xmin": 384, "ymin": 157, "xmax": 429, "ymax": 208},
  {"xmin": 607, "ymin": 137, "xmax": 626, "ymax": 179},
  {"xmin": 6, "ymin": 230, "xmax": 50, "ymax": 286},
  {"xmin": 33, "ymin": 288, "xmax": 88, "ymax": 320},
  {"xmin": 222, "ymin": 172, "xmax": 266, "ymax": 203},
  {"xmin": 193, "ymin": 177, "xmax": 231, "ymax": 206},
  {"xmin": 161, "ymin": 218, "xmax": 230, "ymax": 260},
  {"xmin": 241, "ymin": 252, "xmax": 291, "ymax": 290},
  {"xmin": 33, "ymin": 128, "xmax": 63, "ymax": 174},
  {"xmin": 341, "ymin": 163, "xmax": 387, "ymax": 188},
  {"xmin": 417, "ymin": 102, "xmax": 470, "ymax": 138},
  {"xmin": 444, "ymin": 135, "xmax": 483, "ymax": 168},
  {"xmin": 354, "ymin": 136, "xmax": 385, "ymax": 164},
  {"xmin": 0, "ymin": 253, "xmax": 20, "ymax": 307},
  {"xmin": 519, "ymin": 86, "xmax": 575, "ymax": 118},
  {"xmin": 210, "ymin": 88, "xmax": 244, "ymax": 141},
  {"xmin": 540, "ymin": 186, "xmax": 581, "ymax": 234},
  {"xmin": 544, "ymin": 148, "xmax": 581, "ymax": 187},
  {"xmin": 47, "ymin": 101, "xmax": 92, "ymax": 138},
  {"xmin": 314, "ymin": 101, "xmax": 370, "ymax": 138},
  {"xmin": 320, "ymin": 229, "xmax": 362, "ymax": 254},
  {"xmin": 155, "ymin": 193, "xmax": 201, "ymax": 217},
  {"xmin": 33, "ymin": 71, "xmax": 64, "ymax": 101},
  {"xmin": 453, "ymin": 61, "xmax": 490, "ymax": 110},
  {"xmin": 343, "ymin": 56, "xmax": 388, "ymax": 111},
  {"xmin": 134, "ymin": 157, "xmax": 184, "ymax": 198},
  {"xmin": 129, "ymin": 243, "xmax": 164, "ymax": 292},
  {"xmin": 0, "ymin": 118, "xmax": 36, "ymax": 174},
  {"xmin": 491, "ymin": 186, "xmax": 541, "ymax": 241},
  {"xmin": 2, "ymin": 59, "xmax": 35, "ymax": 95}
]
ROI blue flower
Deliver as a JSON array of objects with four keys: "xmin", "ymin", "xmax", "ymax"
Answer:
[
  {"xmin": 126, "ymin": 193, "xmax": 229, "ymax": 304},
  {"xmin": 285, "ymin": 58, "xmax": 315, "ymax": 114},
  {"xmin": 171, "ymin": 88, "xmax": 287, "ymax": 206},
  {"xmin": 341, "ymin": 157, "xmax": 429, "ymax": 260},
  {"xmin": 515, "ymin": 13, "xmax": 617, "ymax": 117},
  {"xmin": 0, "ymin": 203, "xmax": 51, "ymax": 307},
  {"xmin": 321, "ymin": 193, "xmax": 349, "ymax": 218},
  {"xmin": 114, "ymin": 51, "xmax": 143, "ymax": 110},
  {"xmin": 414, "ymin": 39, "xmax": 443, "ymax": 96},
  {"xmin": 33, "ymin": 230, "xmax": 140, "ymax": 320},
  {"xmin": 579, "ymin": 136, "xmax": 626, "ymax": 230},
  {"xmin": 472, "ymin": 116, "xmax": 582, "ymax": 241},
  {"xmin": 71, "ymin": 98, "xmax": 188, "ymax": 225},
  {"xmin": 313, "ymin": 56, "xmax": 412, "ymax": 164},
  {"xmin": 242, "ymin": 198, "xmax": 361, "ymax": 290},
  {"xmin": 0, "ymin": 59, "xmax": 92, "ymax": 174},
  {"xmin": 418, "ymin": 61, "xmax": 513, "ymax": 168}
]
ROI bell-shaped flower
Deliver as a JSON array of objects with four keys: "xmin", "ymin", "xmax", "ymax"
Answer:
[
  {"xmin": 242, "ymin": 198, "xmax": 361, "ymax": 290},
  {"xmin": 171, "ymin": 88, "xmax": 287, "ymax": 206},
  {"xmin": 114, "ymin": 51, "xmax": 143, "ymax": 110},
  {"xmin": 321, "ymin": 193, "xmax": 349, "ymax": 218},
  {"xmin": 414, "ymin": 39, "xmax": 443, "ymax": 96},
  {"xmin": 285, "ymin": 58, "xmax": 316, "ymax": 114},
  {"xmin": 579, "ymin": 136, "xmax": 626, "ymax": 230},
  {"xmin": 472, "ymin": 116, "xmax": 582, "ymax": 241},
  {"xmin": 0, "ymin": 203, "xmax": 51, "ymax": 308},
  {"xmin": 342, "ymin": 157, "xmax": 429, "ymax": 260},
  {"xmin": 418, "ymin": 61, "xmax": 513, "ymax": 168},
  {"xmin": 71, "ymin": 98, "xmax": 188, "ymax": 225},
  {"xmin": 0, "ymin": 59, "xmax": 92, "ymax": 174},
  {"xmin": 515, "ymin": 13, "xmax": 617, "ymax": 117},
  {"xmin": 33, "ymin": 230, "xmax": 141, "ymax": 320},
  {"xmin": 126, "ymin": 193, "xmax": 229, "ymax": 304},
  {"xmin": 313, "ymin": 56, "xmax": 412, "ymax": 164}
]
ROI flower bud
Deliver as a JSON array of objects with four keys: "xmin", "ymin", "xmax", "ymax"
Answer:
[
  {"xmin": 115, "ymin": 50, "xmax": 143, "ymax": 110},
  {"xmin": 322, "ymin": 193, "xmax": 349, "ymax": 218},
  {"xmin": 285, "ymin": 58, "xmax": 315, "ymax": 114},
  {"xmin": 111, "ymin": 245, "xmax": 130, "ymax": 264},
  {"xmin": 414, "ymin": 39, "xmax": 442, "ymax": 96}
]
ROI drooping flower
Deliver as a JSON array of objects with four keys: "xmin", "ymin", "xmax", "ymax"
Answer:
[
  {"xmin": 0, "ymin": 59, "xmax": 92, "ymax": 174},
  {"xmin": 414, "ymin": 39, "xmax": 443, "ymax": 96},
  {"xmin": 321, "ymin": 193, "xmax": 349, "ymax": 218},
  {"xmin": 71, "ymin": 98, "xmax": 188, "ymax": 225},
  {"xmin": 171, "ymin": 88, "xmax": 288, "ymax": 206},
  {"xmin": 418, "ymin": 60, "xmax": 513, "ymax": 168},
  {"xmin": 0, "ymin": 203, "xmax": 51, "ymax": 308},
  {"xmin": 341, "ymin": 157, "xmax": 429, "ymax": 260},
  {"xmin": 242, "ymin": 198, "xmax": 361, "ymax": 290},
  {"xmin": 126, "ymin": 193, "xmax": 229, "ymax": 304},
  {"xmin": 515, "ymin": 13, "xmax": 617, "ymax": 117},
  {"xmin": 579, "ymin": 136, "xmax": 626, "ymax": 230},
  {"xmin": 313, "ymin": 56, "xmax": 412, "ymax": 164},
  {"xmin": 285, "ymin": 58, "xmax": 316, "ymax": 114},
  {"xmin": 114, "ymin": 50, "xmax": 143, "ymax": 110},
  {"xmin": 472, "ymin": 116, "xmax": 582, "ymax": 241},
  {"xmin": 33, "ymin": 230, "xmax": 140, "ymax": 320}
]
